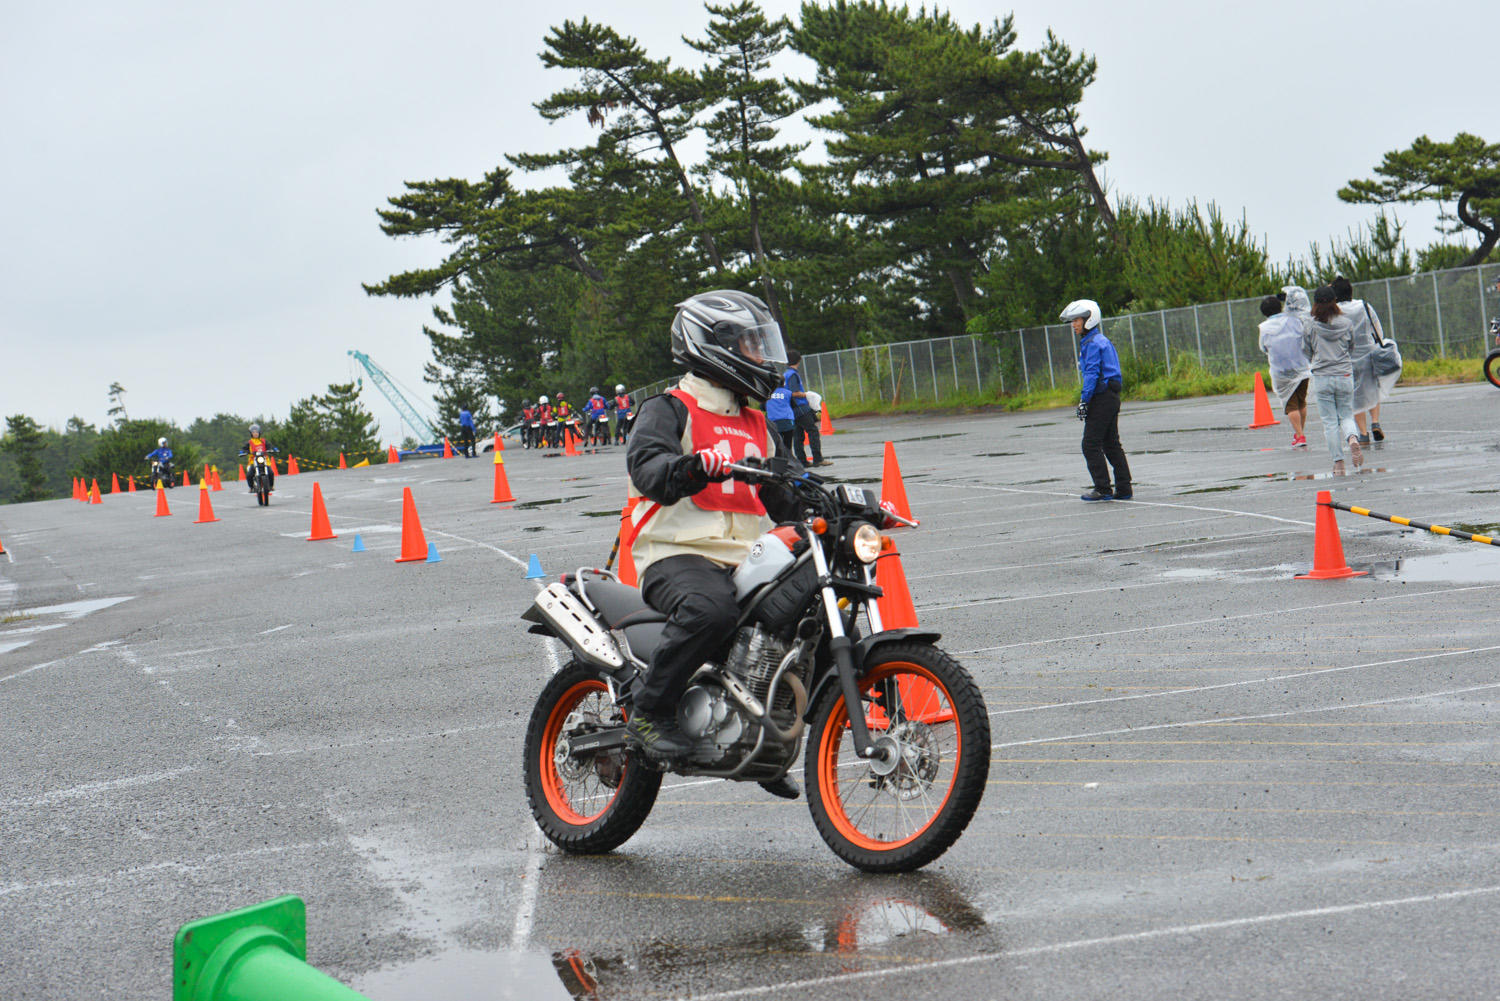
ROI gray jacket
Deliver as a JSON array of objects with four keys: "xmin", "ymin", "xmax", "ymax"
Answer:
[{"xmin": 1302, "ymin": 314, "xmax": 1355, "ymax": 377}]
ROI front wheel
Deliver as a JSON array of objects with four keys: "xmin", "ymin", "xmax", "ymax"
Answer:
[
  {"xmin": 1485, "ymin": 350, "xmax": 1500, "ymax": 389},
  {"xmin": 806, "ymin": 641, "xmax": 989, "ymax": 873},
  {"xmin": 524, "ymin": 662, "xmax": 661, "ymax": 853}
]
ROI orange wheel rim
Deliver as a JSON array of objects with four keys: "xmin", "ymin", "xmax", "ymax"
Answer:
[
  {"xmin": 540, "ymin": 678, "xmax": 625, "ymax": 825},
  {"xmin": 818, "ymin": 661, "xmax": 961, "ymax": 851}
]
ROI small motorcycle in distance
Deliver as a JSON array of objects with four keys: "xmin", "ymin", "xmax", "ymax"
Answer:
[
  {"xmin": 147, "ymin": 458, "xmax": 175, "ymax": 488},
  {"xmin": 240, "ymin": 447, "xmax": 279, "ymax": 506},
  {"xmin": 520, "ymin": 456, "xmax": 990, "ymax": 872}
]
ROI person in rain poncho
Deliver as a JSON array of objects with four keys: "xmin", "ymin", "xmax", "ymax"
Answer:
[
  {"xmin": 1303, "ymin": 286, "xmax": 1364, "ymax": 474},
  {"xmin": 1257, "ymin": 296, "xmax": 1312, "ymax": 448},
  {"xmin": 1332, "ymin": 275, "xmax": 1398, "ymax": 443}
]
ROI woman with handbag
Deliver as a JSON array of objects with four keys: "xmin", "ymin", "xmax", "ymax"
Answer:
[{"xmin": 1332, "ymin": 275, "xmax": 1399, "ymax": 442}]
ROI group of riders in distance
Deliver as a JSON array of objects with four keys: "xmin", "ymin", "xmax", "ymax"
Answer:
[
  {"xmin": 142, "ymin": 425, "xmax": 279, "ymax": 505},
  {"xmin": 517, "ymin": 385, "xmax": 634, "ymax": 450}
]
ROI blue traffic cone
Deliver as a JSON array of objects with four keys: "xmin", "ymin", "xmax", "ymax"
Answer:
[
  {"xmin": 425, "ymin": 542, "xmax": 441, "ymax": 563},
  {"xmin": 351, "ymin": 533, "xmax": 366, "ymax": 553},
  {"xmin": 525, "ymin": 553, "xmax": 545, "ymax": 579}
]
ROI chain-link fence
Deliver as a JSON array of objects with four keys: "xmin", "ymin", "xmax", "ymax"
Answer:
[{"xmin": 632, "ymin": 262, "xmax": 1500, "ymax": 407}]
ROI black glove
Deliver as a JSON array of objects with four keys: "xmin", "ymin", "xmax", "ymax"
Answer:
[{"xmin": 1076, "ymin": 400, "xmax": 1089, "ymax": 421}]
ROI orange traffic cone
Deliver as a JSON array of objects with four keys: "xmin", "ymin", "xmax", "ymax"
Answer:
[
  {"xmin": 307, "ymin": 481, "xmax": 337, "ymax": 541},
  {"xmin": 89, "ymin": 479, "xmax": 102, "ymax": 504},
  {"xmin": 211, "ymin": 467, "xmax": 222, "ymax": 491},
  {"xmin": 1248, "ymin": 372, "xmax": 1280, "ymax": 429},
  {"xmin": 564, "ymin": 427, "xmax": 579, "ymax": 456},
  {"xmin": 154, "ymin": 486, "xmax": 171, "ymax": 517},
  {"xmin": 182, "ymin": 470, "xmax": 191, "ymax": 487},
  {"xmin": 490, "ymin": 453, "xmax": 515, "ymax": 504},
  {"xmin": 880, "ymin": 442, "xmax": 914, "ymax": 523},
  {"xmin": 72, "ymin": 478, "xmax": 80, "ymax": 501},
  {"xmin": 615, "ymin": 503, "xmax": 639, "ymax": 587},
  {"xmin": 1296, "ymin": 490, "xmax": 1367, "ymax": 579},
  {"xmin": 110, "ymin": 473, "xmax": 121, "ymax": 494},
  {"xmin": 874, "ymin": 537, "xmax": 918, "ymax": 627},
  {"xmin": 128, "ymin": 475, "xmax": 136, "ymax": 493},
  {"xmin": 237, "ymin": 464, "xmax": 244, "ymax": 482},
  {"xmin": 338, "ymin": 452, "xmax": 347, "ymax": 470},
  {"xmin": 193, "ymin": 481, "xmax": 219, "ymax": 523},
  {"xmin": 286, "ymin": 455, "xmax": 300, "ymax": 475},
  {"xmin": 494, "ymin": 431, "xmax": 504, "ymax": 453},
  {"xmin": 394, "ymin": 487, "xmax": 428, "ymax": 563},
  {"xmin": 388, "ymin": 444, "xmax": 400, "ymax": 464},
  {"xmin": 820, "ymin": 407, "xmax": 836, "ymax": 436},
  {"xmin": 0, "ymin": 534, "xmax": 6, "ymax": 555},
  {"xmin": 443, "ymin": 437, "xmax": 454, "ymax": 459}
]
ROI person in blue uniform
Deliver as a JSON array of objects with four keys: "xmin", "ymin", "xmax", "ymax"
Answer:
[{"xmin": 1062, "ymin": 299, "xmax": 1131, "ymax": 502}]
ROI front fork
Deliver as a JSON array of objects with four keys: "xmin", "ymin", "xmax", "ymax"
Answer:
[{"xmin": 810, "ymin": 537, "xmax": 892, "ymax": 765}]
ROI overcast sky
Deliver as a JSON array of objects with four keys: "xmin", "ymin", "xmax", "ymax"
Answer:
[{"xmin": 2, "ymin": 0, "xmax": 1488, "ymax": 439}]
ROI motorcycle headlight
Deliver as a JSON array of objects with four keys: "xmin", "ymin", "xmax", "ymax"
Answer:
[{"xmin": 846, "ymin": 522, "xmax": 882, "ymax": 564}]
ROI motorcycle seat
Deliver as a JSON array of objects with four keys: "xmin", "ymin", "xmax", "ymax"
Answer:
[{"xmin": 584, "ymin": 579, "xmax": 668, "ymax": 628}]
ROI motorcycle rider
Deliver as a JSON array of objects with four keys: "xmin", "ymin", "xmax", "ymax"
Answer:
[
  {"xmin": 1064, "ymin": 298, "xmax": 1132, "ymax": 502},
  {"xmin": 519, "ymin": 398, "xmax": 537, "ymax": 449},
  {"xmin": 145, "ymin": 437, "xmax": 174, "ymax": 487},
  {"xmin": 536, "ymin": 395, "xmax": 555, "ymax": 447},
  {"xmin": 622, "ymin": 290, "xmax": 802, "ymax": 799},
  {"xmin": 613, "ymin": 384, "xmax": 634, "ymax": 444},
  {"xmin": 241, "ymin": 424, "xmax": 277, "ymax": 493},
  {"xmin": 586, "ymin": 386, "xmax": 610, "ymax": 444},
  {"xmin": 555, "ymin": 392, "xmax": 576, "ymax": 448}
]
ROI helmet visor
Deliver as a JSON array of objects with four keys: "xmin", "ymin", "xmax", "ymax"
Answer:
[{"xmin": 720, "ymin": 319, "xmax": 787, "ymax": 367}]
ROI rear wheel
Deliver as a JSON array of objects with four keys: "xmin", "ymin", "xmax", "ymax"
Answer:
[
  {"xmin": 806, "ymin": 641, "xmax": 989, "ymax": 873},
  {"xmin": 1485, "ymin": 351, "xmax": 1500, "ymax": 389},
  {"xmin": 524, "ymin": 662, "xmax": 661, "ymax": 853}
]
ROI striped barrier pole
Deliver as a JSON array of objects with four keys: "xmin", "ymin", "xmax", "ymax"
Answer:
[
  {"xmin": 1326, "ymin": 500, "xmax": 1500, "ymax": 547},
  {"xmin": 174, "ymin": 896, "xmax": 370, "ymax": 1001}
]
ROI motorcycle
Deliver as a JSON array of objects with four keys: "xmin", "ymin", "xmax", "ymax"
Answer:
[
  {"xmin": 1485, "ymin": 303, "xmax": 1500, "ymax": 389},
  {"xmin": 614, "ymin": 409, "xmax": 633, "ymax": 446},
  {"xmin": 240, "ymin": 447, "xmax": 278, "ymax": 506},
  {"xmin": 148, "ymin": 458, "xmax": 175, "ymax": 488},
  {"xmin": 525, "ymin": 418, "xmax": 542, "ymax": 450},
  {"xmin": 520, "ymin": 456, "xmax": 990, "ymax": 872},
  {"xmin": 587, "ymin": 413, "xmax": 610, "ymax": 447}
]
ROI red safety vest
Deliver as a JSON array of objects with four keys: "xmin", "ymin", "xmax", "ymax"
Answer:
[{"xmin": 668, "ymin": 388, "xmax": 768, "ymax": 516}]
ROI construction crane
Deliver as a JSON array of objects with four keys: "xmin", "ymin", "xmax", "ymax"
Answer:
[{"xmin": 347, "ymin": 349, "xmax": 439, "ymax": 445}]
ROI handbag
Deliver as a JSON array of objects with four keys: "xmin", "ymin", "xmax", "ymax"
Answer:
[{"xmin": 1365, "ymin": 303, "xmax": 1402, "ymax": 378}]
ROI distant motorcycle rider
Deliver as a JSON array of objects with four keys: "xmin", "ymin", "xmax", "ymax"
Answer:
[
  {"xmin": 622, "ymin": 290, "xmax": 802, "ymax": 799},
  {"xmin": 457, "ymin": 405, "xmax": 477, "ymax": 458},
  {"xmin": 145, "ymin": 437, "xmax": 174, "ymax": 487},
  {"xmin": 241, "ymin": 424, "xmax": 277, "ymax": 493},
  {"xmin": 613, "ymin": 384, "xmax": 634, "ymax": 444},
  {"xmin": 586, "ymin": 387, "xmax": 610, "ymax": 445},
  {"xmin": 1064, "ymin": 299, "xmax": 1132, "ymax": 502}
]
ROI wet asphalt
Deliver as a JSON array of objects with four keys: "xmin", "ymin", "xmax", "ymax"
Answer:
[{"xmin": 3, "ymin": 382, "xmax": 1499, "ymax": 1000}]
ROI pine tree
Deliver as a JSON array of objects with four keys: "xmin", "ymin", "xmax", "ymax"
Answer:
[{"xmin": 2, "ymin": 415, "xmax": 48, "ymax": 502}]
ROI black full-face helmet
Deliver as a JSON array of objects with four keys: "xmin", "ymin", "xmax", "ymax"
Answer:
[{"xmin": 670, "ymin": 290, "xmax": 787, "ymax": 401}]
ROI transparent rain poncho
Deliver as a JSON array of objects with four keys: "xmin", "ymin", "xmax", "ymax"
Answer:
[
  {"xmin": 1341, "ymin": 299, "xmax": 1398, "ymax": 412},
  {"xmin": 1258, "ymin": 312, "xmax": 1312, "ymax": 408}
]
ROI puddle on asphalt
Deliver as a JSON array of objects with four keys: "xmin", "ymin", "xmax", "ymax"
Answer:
[
  {"xmin": 1017, "ymin": 478, "xmax": 1061, "ymax": 484},
  {"xmin": 1454, "ymin": 523, "xmax": 1500, "ymax": 536},
  {"xmin": 581, "ymin": 510, "xmax": 620, "ymax": 518},
  {"xmin": 513, "ymin": 495, "xmax": 591, "ymax": 509},
  {"xmin": 976, "ymin": 452, "xmax": 1022, "ymax": 457},
  {"xmin": 356, "ymin": 949, "xmax": 574, "ymax": 1000},
  {"xmin": 1138, "ymin": 449, "xmax": 1174, "ymax": 454},
  {"xmin": 1177, "ymin": 484, "xmax": 1243, "ymax": 494},
  {"xmin": 1018, "ymin": 422, "xmax": 1057, "ymax": 428},
  {"xmin": 1371, "ymin": 548, "xmax": 1500, "ymax": 583},
  {"xmin": 1469, "ymin": 489, "xmax": 1500, "ymax": 495},
  {"xmin": 894, "ymin": 433, "xmax": 964, "ymax": 442}
]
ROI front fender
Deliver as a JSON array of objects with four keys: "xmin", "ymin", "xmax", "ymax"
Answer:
[{"xmin": 803, "ymin": 628, "xmax": 942, "ymax": 722}]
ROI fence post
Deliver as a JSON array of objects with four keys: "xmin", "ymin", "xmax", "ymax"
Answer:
[
  {"xmin": 1432, "ymin": 271, "xmax": 1445, "ymax": 357},
  {"xmin": 1480, "ymin": 267, "xmax": 1491, "ymax": 353},
  {"xmin": 971, "ymin": 337, "xmax": 981, "ymax": 394},
  {"xmin": 995, "ymin": 341, "xmax": 1005, "ymax": 394},
  {"xmin": 1161, "ymin": 310, "xmax": 1171, "ymax": 376},
  {"xmin": 1384, "ymin": 277, "xmax": 1396, "ymax": 341},
  {"xmin": 1192, "ymin": 304, "xmax": 1204, "ymax": 366},
  {"xmin": 1044, "ymin": 328, "xmax": 1056, "ymax": 389},
  {"xmin": 1127, "ymin": 313, "xmax": 1137, "ymax": 354},
  {"xmin": 888, "ymin": 344, "xmax": 897, "ymax": 401},
  {"xmin": 834, "ymin": 350, "xmax": 845, "ymax": 404},
  {"xmin": 1019, "ymin": 333, "xmax": 1030, "ymax": 393},
  {"xmin": 1226, "ymin": 300, "xmax": 1239, "ymax": 373}
]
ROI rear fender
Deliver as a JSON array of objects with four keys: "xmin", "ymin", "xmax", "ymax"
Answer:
[{"xmin": 802, "ymin": 628, "xmax": 942, "ymax": 722}]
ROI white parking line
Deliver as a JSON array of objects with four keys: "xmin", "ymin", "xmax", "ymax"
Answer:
[{"xmin": 685, "ymin": 884, "xmax": 1500, "ymax": 999}]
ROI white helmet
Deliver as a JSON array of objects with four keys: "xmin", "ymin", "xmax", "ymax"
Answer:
[
  {"xmin": 615, "ymin": 384, "xmax": 625, "ymax": 393},
  {"xmin": 249, "ymin": 423, "xmax": 261, "ymax": 436},
  {"xmin": 1059, "ymin": 299, "xmax": 1102, "ymax": 331},
  {"xmin": 157, "ymin": 437, "xmax": 167, "ymax": 447},
  {"xmin": 538, "ymin": 395, "xmax": 549, "ymax": 405}
]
